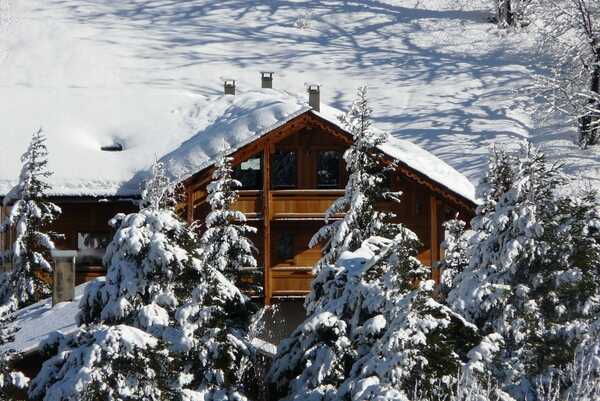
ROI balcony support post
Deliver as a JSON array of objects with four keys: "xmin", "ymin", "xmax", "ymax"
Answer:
[
  {"xmin": 430, "ymin": 195, "xmax": 440, "ymax": 284},
  {"xmin": 263, "ymin": 142, "xmax": 272, "ymax": 305}
]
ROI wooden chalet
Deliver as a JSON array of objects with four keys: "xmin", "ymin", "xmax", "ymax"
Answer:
[
  {"xmin": 1, "ymin": 82, "xmax": 477, "ymax": 306},
  {"xmin": 178, "ymin": 103, "xmax": 475, "ymax": 304}
]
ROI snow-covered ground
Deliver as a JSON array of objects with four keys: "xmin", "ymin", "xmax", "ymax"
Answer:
[{"xmin": 1, "ymin": 0, "xmax": 598, "ymax": 192}]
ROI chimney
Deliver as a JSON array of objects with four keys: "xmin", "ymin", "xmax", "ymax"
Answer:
[
  {"xmin": 224, "ymin": 79, "xmax": 236, "ymax": 95},
  {"xmin": 261, "ymin": 72, "xmax": 273, "ymax": 89},
  {"xmin": 307, "ymin": 84, "xmax": 320, "ymax": 112},
  {"xmin": 51, "ymin": 250, "xmax": 77, "ymax": 305}
]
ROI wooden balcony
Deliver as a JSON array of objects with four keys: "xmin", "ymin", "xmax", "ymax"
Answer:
[
  {"xmin": 232, "ymin": 189, "xmax": 345, "ymax": 220},
  {"xmin": 271, "ymin": 189, "xmax": 344, "ymax": 219}
]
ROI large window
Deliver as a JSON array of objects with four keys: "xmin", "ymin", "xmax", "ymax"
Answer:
[
  {"xmin": 272, "ymin": 150, "xmax": 297, "ymax": 188},
  {"xmin": 234, "ymin": 156, "xmax": 262, "ymax": 189},
  {"xmin": 317, "ymin": 150, "xmax": 341, "ymax": 188}
]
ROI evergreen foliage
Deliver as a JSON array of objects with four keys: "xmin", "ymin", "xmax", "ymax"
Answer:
[
  {"xmin": 199, "ymin": 151, "xmax": 258, "ymax": 291},
  {"xmin": 307, "ymin": 86, "xmax": 400, "ymax": 315},
  {"xmin": 270, "ymin": 87, "xmax": 482, "ymax": 401},
  {"xmin": 439, "ymin": 218, "xmax": 471, "ymax": 298},
  {"xmin": 0, "ymin": 128, "xmax": 61, "ymax": 315},
  {"xmin": 0, "ymin": 350, "xmax": 28, "ymax": 401},
  {"xmin": 270, "ymin": 231, "xmax": 482, "ymax": 401},
  {"xmin": 30, "ymin": 161, "xmax": 259, "ymax": 401},
  {"xmin": 447, "ymin": 143, "xmax": 600, "ymax": 399}
]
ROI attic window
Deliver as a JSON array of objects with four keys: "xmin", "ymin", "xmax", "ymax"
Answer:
[{"xmin": 101, "ymin": 143, "xmax": 123, "ymax": 152}]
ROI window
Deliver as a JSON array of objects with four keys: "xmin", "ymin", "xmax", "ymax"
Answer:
[
  {"xmin": 276, "ymin": 233, "xmax": 295, "ymax": 261},
  {"xmin": 77, "ymin": 232, "xmax": 112, "ymax": 266},
  {"xmin": 317, "ymin": 151, "xmax": 341, "ymax": 188},
  {"xmin": 272, "ymin": 150, "xmax": 297, "ymax": 188},
  {"xmin": 234, "ymin": 156, "xmax": 262, "ymax": 189},
  {"xmin": 78, "ymin": 232, "xmax": 111, "ymax": 253}
]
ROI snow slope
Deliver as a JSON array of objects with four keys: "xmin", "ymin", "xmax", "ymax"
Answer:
[
  {"xmin": 0, "ymin": 0, "xmax": 598, "ymax": 194},
  {"xmin": 0, "ymin": 279, "xmax": 277, "ymax": 357},
  {"xmin": 0, "ymin": 282, "xmax": 91, "ymax": 354}
]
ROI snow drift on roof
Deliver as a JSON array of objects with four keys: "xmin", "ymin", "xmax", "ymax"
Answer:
[
  {"xmin": 314, "ymin": 104, "xmax": 476, "ymax": 203},
  {"xmin": 130, "ymin": 89, "xmax": 311, "ymax": 186}
]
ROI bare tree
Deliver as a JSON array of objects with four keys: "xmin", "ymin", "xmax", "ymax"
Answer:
[{"xmin": 531, "ymin": 0, "xmax": 600, "ymax": 148}]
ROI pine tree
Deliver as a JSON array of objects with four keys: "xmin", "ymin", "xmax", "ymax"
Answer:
[
  {"xmin": 448, "ymin": 143, "xmax": 600, "ymax": 399},
  {"xmin": 28, "ymin": 325, "xmax": 175, "ymax": 401},
  {"xmin": 0, "ymin": 129, "xmax": 61, "ymax": 396},
  {"xmin": 31, "ymin": 162, "xmax": 260, "ymax": 401},
  {"xmin": 0, "ymin": 128, "xmax": 61, "ymax": 314},
  {"xmin": 269, "ymin": 229, "xmax": 483, "ymax": 401},
  {"xmin": 199, "ymin": 151, "xmax": 258, "ymax": 291},
  {"xmin": 307, "ymin": 86, "xmax": 400, "ymax": 315}
]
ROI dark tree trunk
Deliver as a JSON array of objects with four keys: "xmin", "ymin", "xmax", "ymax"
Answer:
[
  {"xmin": 579, "ymin": 39, "xmax": 600, "ymax": 147},
  {"xmin": 498, "ymin": 0, "xmax": 514, "ymax": 27}
]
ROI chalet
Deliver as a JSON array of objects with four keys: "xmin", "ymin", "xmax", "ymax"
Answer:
[{"xmin": 1, "ymin": 77, "xmax": 477, "ymax": 306}]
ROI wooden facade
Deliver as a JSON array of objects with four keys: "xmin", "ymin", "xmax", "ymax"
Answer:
[
  {"xmin": 0, "ymin": 198, "xmax": 138, "ymax": 283},
  {"xmin": 181, "ymin": 112, "xmax": 475, "ymax": 304}
]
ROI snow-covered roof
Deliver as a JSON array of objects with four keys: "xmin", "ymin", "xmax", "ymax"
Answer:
[
  {"xmin": 1, "ymin": 88, "xmax": 475, "ymax": 204},
  {"xmin": 314, "ymin": 104, "xmax": 476, "ymax": 204}
]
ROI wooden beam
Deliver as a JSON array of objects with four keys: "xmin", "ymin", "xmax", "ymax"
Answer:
[
  {"xmin": 430, "ymin": 195, "xmax": 440, "ymax": 284},
  {"xmin": 262, "ymin": 142, "xmax": 272, "ymax": 305},
  {"xmin": 186, "ymin": 187, "xmax": 194, "ymax": 224}
]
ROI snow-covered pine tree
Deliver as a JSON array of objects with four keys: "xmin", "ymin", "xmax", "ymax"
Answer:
[
  {"xmin": 307, "ymin": 86, "xmax": 399, "ymax": 315},
  {"xmin": 199, "ymin": 151, "xmax": 258, "ymax": 291},
  {"xmin": 0, "ymin": 128, "xmax": 61, "ymax": 315},
  {"xmin": 270, "ymin": 228, "xmax": 483, "ymax": 401},
  {"xmin": 31, "ymin": 161, "xmax": 259, "ymax": 401},
  {"xmin": 340, "ymin": 237, "xmax": 483, "ymax": 401},
  {"xmin": 0, "ymin": 128, "xmax": 61, "ymax": 394},
  {"xmin": 439, "ymin": 218, "xmax": 471, "ymax": 298},
  {"xmin": 28, "ymin": 325, "xmax": 175, "ymax": 401},
  {"xmin": 78, "ymin": 161, "xmax": 195, "ymax": 327},
  {"xmin": 173, "ymin": 261, "xmax": 259, "ymax": 401},
  {"xmin": 30, "ymin": 161, "xmax": 190, "ymax": 400},
  {"xmin": 448, "ymin": 143, "xmax": 600, "ymax": 400}
]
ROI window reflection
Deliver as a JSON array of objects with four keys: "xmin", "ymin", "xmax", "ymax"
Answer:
[{"xmin": 234, "ymin": 156, "xmax": 262, "ymax": 189}]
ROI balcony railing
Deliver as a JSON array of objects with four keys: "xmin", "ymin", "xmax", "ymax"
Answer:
[{"xmin": 232, "ymin": 189, "xmax": 345, "ymax": 219}]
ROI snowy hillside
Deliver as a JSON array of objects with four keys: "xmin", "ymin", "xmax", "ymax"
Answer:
[{"xmin": 1, "ymin": 0, "xmax": 599, "ymax": 191}]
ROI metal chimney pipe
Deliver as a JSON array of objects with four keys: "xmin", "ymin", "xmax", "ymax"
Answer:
[
  {"xmin": 307, "ymin": 84, "xmax": 320, "ymax": 112},
  {"xmin": 261, "ymin": 72, "xmax": 273, "ymax": 89},
  {"xmin": 224, "ymin": 79, "xmax": 236, "ymax": 95}
]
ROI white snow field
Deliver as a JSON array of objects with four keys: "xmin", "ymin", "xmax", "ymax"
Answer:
[{"xmin": 0, "ymin": 0, "xmax": 598, "ymax": 194}]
